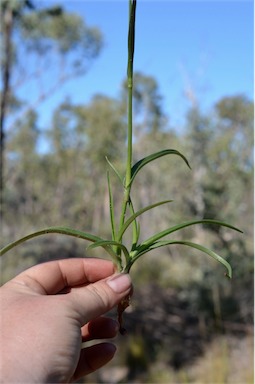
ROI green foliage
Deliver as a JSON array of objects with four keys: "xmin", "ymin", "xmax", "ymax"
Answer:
[
  {"xmin": 19, "ymin": 3, "xmax": 102, "ymax": 58},
  {"xmin": 0, "ymin": 0, "xmax": 103, "ymax": 133}
]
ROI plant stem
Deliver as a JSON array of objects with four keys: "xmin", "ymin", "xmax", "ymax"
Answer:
[
  {"xmin": 126, "ymin": 0, "xmax": 136, "ymax": 188},
  {"xmin": 117, "ymin": 0, "xmax": 136, "ymax": 250}
]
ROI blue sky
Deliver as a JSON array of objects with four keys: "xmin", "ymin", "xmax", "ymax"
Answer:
[{"xmin": 26, "ymin": 0, "xmax": 253, "ymax": 130}]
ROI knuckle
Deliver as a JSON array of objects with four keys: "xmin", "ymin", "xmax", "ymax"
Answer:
[{"xmin": 87, "ymin": 282, "xmax": 114, "ymax": 311}]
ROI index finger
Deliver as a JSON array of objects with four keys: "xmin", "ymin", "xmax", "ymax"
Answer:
[{"xmin": 15, "ymin": 258, "xmax": 116, "ymax": 295}]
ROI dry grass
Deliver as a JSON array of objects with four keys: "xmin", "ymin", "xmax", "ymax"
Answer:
[
  {"xmin": 82, "ymin": 334, "xmax": 253, "ymax": 383},
  {"xmin": 147, "ymin": 334, "xmax": 254, "ymax": 384}
]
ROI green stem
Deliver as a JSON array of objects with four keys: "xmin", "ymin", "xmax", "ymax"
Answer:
[
  {"xmin": 126, "ymin": 75, "xmax": 133, "ymax": 189},
  {"xmin": 117, "ymin": 0, "xmax": 136, "ymax": 248},
  {"xmin": 126, "ymin": 0, "xmax": 136, "ymax": 189}
]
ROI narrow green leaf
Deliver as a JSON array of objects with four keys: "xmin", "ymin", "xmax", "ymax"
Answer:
[
  {"xmin": 129, "ymin": 240, "xmax": 232, "ymax": 278},
  {"xmin": 105, "ymin": 156, "xmax": 123, "ymax": 185},
  {"xmin": 0, "ymin": 227, "xmax": 104, "ymax": 256},
  {"xmin": 142, "ymin": 219, "xmax": 243, "ymax": 248},
  {"xmin": 88, "ymin": 240, "xmax": 130, "ymax": 264},
  {"xmin": 129, "ymin": 149, "xmax": 191, "ymax": 187},
  {"xmin": 128, "ymin": 197, "xmax": 139, "ymax": 247},
  {"xmin": 107, "ymin": 171, "xmax": 116, "ymax": 241},
  {"xmin": 118, "ymin": 200, "xmax": 173, "ymax": 240},
  {"xmin": 149, "ymin": 240, "xmax": 232, "ymax": 278}
]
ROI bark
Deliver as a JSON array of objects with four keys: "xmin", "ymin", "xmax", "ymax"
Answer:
[{"xmin": 0, "ymin": 6, "xmax": 13, "ymax": 218}]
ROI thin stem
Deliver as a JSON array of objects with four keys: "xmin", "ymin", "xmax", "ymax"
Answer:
[
  {"xmin": 117, "ymin": 0, "xmax": 136, "ymax": 248},
  {"xmin": 126, "ymin": 76, "xmax": 133, "ymax": 188},
  {"xmin": 126, "ymin": 0, "xmax": 136, "ymax": 188}
]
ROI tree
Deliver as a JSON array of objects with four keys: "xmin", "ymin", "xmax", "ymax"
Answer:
[
  {"xmin": 4, "ymin": 109, "xmax": 41, "ymax": 233},
  {"xmin": 215, "ymin": 95, "xmax": 253, "ymax": 171},
  {"xmin": 73, "ymin": 95, "xmax": 127, "ymax": 232},
  {"xmin": 184, "ymin": 107, "xmax": 213, "ymax": 218},
  {"xmin": 182, "ymin": 96, "xmax": 253, "ymax": 329},
  {"xmin": 0, "ymin": 0, "xmax": 103, "ymax": 216}
]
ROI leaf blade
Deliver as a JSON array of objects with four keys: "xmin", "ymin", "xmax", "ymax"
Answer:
[
  {"xmin": 107, "ymin": 171, "xmax": 116, "ymax": 241},
  {"xmin": 150, "ymin": 240, "xmax": 232, "ymax": 278},
  {"xmin": 130, "ymin": 240, "xmax": 232, "ymax": 278},
  {"xmin": 106, "ymin": 156, "xmax": 123, "ymax": 185},
  {"xmin": 130, "ymin": 149, "xmax": 191, "ymax": 187},
  {"xmin": 0, "ymin": 227, "xmax": 104, "ymax": 256},
  {"xmin": 142, "ymin": 219, "xmax": 243, "ymax": 248},
  {"xmin": 118, "ymin": 199, "xmax": 173, "ymax": 240},
  {"xmin": 88, "ymin": 240, "xmax": 130, "ymax": 264},
  {"xmin": 128, "ymin": 197, "xmax": 140, "ymax": 247}
]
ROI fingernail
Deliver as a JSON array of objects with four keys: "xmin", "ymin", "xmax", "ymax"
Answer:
[{"xmin": 106, "ymin": 273, "xmax": 132, "ymax": 293}]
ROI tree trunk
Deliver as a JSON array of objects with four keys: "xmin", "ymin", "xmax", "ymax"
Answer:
[{"xmin": 0, "ymin": 6, "xmax": 13, "ymax": 219}]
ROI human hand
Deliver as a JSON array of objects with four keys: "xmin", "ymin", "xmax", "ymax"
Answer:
[{"xmin": 0, "ymin": 258, "xmax": 132, "ymax": 383}]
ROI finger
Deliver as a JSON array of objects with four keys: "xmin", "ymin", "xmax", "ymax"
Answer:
[
  {"xmin": 72, "ymin": 343, "xmax": 116, "ymax": 381},
  {"xmin": 81, "ymin": 317, "xmax": 119, "ymax": 341},
  {"xmin": 14, "ymin": 258, "xmax": 116, "ymax": 295},
  {"xmin": 66, "ymin": 273, "xmax": 132, "ymax": 326}
]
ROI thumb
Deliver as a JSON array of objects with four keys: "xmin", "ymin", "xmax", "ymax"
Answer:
[{"xmin": 68, "ymin": 273, "xmax": 132, "ymax": 326}]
